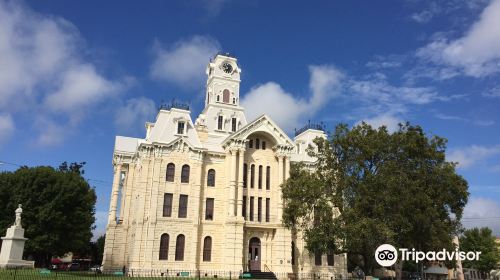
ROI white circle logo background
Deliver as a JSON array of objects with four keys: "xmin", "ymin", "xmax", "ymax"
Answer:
[{"xmin": 375, "ymin": 244, "xmax": 398, "ymax": 267}]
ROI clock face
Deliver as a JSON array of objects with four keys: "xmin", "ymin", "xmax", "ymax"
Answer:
[{"xmin": 222, "ymin": 62, "xmax": 233, "ymax": 74}]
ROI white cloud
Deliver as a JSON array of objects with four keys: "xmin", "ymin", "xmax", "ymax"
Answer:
[
  {"xmin": 357, "ymin": 114, "xmax": 403, "ymax": 133},
  {"xmin": 365, "ymin": 55, "xmax": 404, "ymax": 69},
  {"xmin": 0, "ymin": 1, "xmax": 77, "ymax": 109},
  {"xmin": 201, "ymin": 0, "xmax": 230, "ymax": 17},
  {"xmin": 115, "ymin": 97, "xmax": 156, "ymax": 133},
  {"xmin": 435, "ymin": 113, "xmax": 494, "ymax": 126},
  {"xmin": 482, "ymin": 85, "xmax": 500, "ymax": 98},
  {"xmin": 44, "ymin": 64, "xmax": 128, "ymax": 113},
  {"xmin": 34, "ymin": 118, "xmax": 67, "ymax": 147},
  {"xmin": 241, "ymin": 65, "xmax": 343, "ymax": 132},
  {"xmin": 462, "ymin": 197, "xmax": 500, "ymax": 235},
  {"xmin": 417, "ymin": 0, "xmax": 500, "ymax": 77},
  {"xmin": 0, "ymin": 1, "xmax": 131, "ymax": 146},
  {"xmin": 349, "ymin": 79, "xmax": 439, "ymax": 106},
  {"xmin": 447, "ymin": 145, "xmax": 500, "ymax": 169},
  {"xmin": 410, "ymin": 2, "xmax": 441, "ymax": 23},
  {"xmin": 151, "ymin": 35, "xmax": 220, "ymax": 89},
  {"xmin": 0, "ymin": 114, "xmax": 15, "ymax": 146}
]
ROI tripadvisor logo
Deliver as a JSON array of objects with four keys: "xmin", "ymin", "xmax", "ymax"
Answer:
[
  {"xmin": 375, "ymin": 244, "xmax": 398, "ymax": 266},
  {"xmin": 375, "ymin": 244, "xmax": 482, "ymax": 267}
]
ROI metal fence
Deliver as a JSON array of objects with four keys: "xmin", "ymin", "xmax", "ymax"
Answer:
[{"xmin": 0, "ymin": 268, "xmax": 356, "ymax": 280}]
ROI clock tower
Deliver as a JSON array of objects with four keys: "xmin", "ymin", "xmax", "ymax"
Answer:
[{"xmin": 197, "ymin": 53, "xmax": 247, "ymax": 135}]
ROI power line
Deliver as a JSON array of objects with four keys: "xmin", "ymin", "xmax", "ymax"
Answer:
[
  {"xmin": 462, "ymin": 217, "xmax": 500, "ymax": 220},
  {"xmin": 0, "ymin": 160, "xmax": 22, "ymax": 167}
]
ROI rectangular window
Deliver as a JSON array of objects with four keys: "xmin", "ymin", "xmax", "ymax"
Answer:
[
  {"xmin": 205, "ymin": 198, "xmax": 214, "ymax": 220},
  {"xmin": 256, "ymin": 138, "xmax": 260, "ymax": 149},
  {"xmin": 249, "ymin": 139, "xmax": 253, "ymax": 148},
  {"xmin": 266, "ymin": 198, "xmax": 270, "ymax": 222},
  {"xmin": 231, "ymin": 118, "xmax": 237, "ymax": 132},
  {"xmin": 266, "ymin": 166, "xmax": 270, "ymax": 190},
  {"xmin": 315, "ymin": 252, "xmax": 322, "ymax": 266},
  {"xmin": 163, "ymin": 193, "xmax": 173, "ymax": 217},
  {"xmin": 258, "ymin": 165, "xmax": 262, "ymax": 189},
  {"xmin": 258, "ymin": 197, "xmax": 262, "ymax": 222},
  {"xmin": 242, "ymin": 196, "xmax": 247, "ymax": 220},
  {"xmin": 177, "ymin": 121, "xmax": 185, "ymax": 134},
  {"xmin": 178, "ymin": 195, "xmax": 188, "ymax": 218},
  {"xmin": 249, "ymin": 196, "xmax": 254, "ymax": 221},
  {"xmin": 262, "ymin": 141, "xmax": 266, "ymax": 150},
  {"xmin": 243, "ymin": 164, "xmax": 247, "ymax": 188},
  {"xmin": 250, "ymin": 165, "xmax": 255, "ymax": 188},
  {"xmin": 327, "ymin": 253, "xmax": 334, "ymax": 266},
  {"xmin": 217, "ymin": 115, "xmax": 223, "ymax": 130}
]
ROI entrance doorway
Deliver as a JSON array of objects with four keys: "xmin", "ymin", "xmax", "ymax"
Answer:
[{"xmin": 248, "ymin": 237, "xmax": 261, "ymax": 271}]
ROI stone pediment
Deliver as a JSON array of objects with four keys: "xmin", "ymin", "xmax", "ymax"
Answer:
[{"xmin": 221, "ymin": 114, "xmax": 295, "ymax": 150}]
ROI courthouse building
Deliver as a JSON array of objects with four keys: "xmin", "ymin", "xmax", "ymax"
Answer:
[{"xmin": 102, "ymin": 53, "xmax": 347, "ymax": 277}]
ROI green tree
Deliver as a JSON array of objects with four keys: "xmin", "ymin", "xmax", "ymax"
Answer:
[
  {"xmin": 282, "ymin": 123, "xmax": 469, "ymax": 275},
  {"xmin": 90, "ymin": 235, "xmax": 106, "ymax": 265},
  {"xmin": 0, "ymin": 163, "xmax": 96, "ymax": 267},
  {"xmin": 460, "ymin": 227, "xmax": 500, "ymax": 273}
]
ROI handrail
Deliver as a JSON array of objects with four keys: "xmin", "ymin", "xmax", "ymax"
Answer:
[
  {"xmin": 263, "ymin": 264, "xmax": 271, "ymax": 272},
  {"xmin": 294, "ymin": 120, "xmax": 325, "ymax": 136}
]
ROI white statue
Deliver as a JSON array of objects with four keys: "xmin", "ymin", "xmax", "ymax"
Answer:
[
  {"xmin": 0, "ymin": 203, "xmax": 34, "ymax": 268},
  {"xmin": 14, "ymin": 204, "xmax": 22, "ymax": 227}
]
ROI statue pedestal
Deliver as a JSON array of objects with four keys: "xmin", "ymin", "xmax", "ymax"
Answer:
[{"xmin": 0, "ymin": 225, "xmax": 34, "ymax": 268}]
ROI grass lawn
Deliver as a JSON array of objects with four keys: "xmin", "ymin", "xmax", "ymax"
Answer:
[{"xmin": 0, "ymin": 269, "xmax": 234, "ymax": 280}]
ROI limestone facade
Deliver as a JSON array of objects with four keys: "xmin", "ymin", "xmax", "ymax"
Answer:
[{"xmin": 103, "ymin": 54, "xmax": 347, "ymax": 278}]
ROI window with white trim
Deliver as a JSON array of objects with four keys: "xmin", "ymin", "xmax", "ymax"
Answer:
[
  {"xmin": 231, "ymin": 118, "xmax": 237, "ymax": 132},
  {"xmin": 217, "ymin": 115, "xmax": 223, "ymax": 130},
  {"xmin": 177, "ymin": 121, "xmax": 185, "ymax": 134}
]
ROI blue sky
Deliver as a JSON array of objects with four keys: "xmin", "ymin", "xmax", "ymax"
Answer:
[{"xmin": 0, "ymin": 0, "xmax": 499, "ymax": 237}]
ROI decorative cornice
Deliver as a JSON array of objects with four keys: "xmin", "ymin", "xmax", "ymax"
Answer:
[
  {"xmin": 221, "ymin": 114, "xmax": 295, "ymax": 148},
  {"xmin": 273, "ymin": 144, "xmax": 294, "ymax": 158}
]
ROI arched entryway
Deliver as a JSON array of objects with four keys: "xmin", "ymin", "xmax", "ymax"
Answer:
[{"xmin": 248, "ymin": 237, "xmax": 261, "ymax": 271}]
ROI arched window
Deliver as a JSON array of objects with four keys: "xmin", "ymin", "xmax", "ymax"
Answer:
[
  {"xmin": 250, "ymin": 164, "xmax": 255, "ymax": 188},
  {"xmin": 262, "ymin": 141, "xmax": 266, "ymax": 150},
  {"xmin": 203, "ymin": 236, "xmax": 212, "ymax": 262},
  {"xmin": 181, "ymin": 165, "xmax": 190, "ymax": 183},
  {"xmin": 175, "ymin": 234, "xmax": 185, "ymax": 261},
  {"xmin": 243, "ymin": 164, "xmax": 248, "ymax": 188},
  {"xmin": 166, "ymin": 163, "xmax": 175, "ymax": 182},
  {"xmin": 217, "ymin": 95, "xmax": 220, "ymax": 102},
  {"xmin": 159, "ymin": 234, "xmax": 169, "ymax": 260},
  {"xmin": 266, "ymin": 166, "xmax": 270, "ymax": 190},
  {"xmin": 255, "ymin": 138, "xmax": 260, "ymax": 149},
  {"xmin": 248, "ymin": 139, "xmax": 253, "ymax": 148},
  {"xmin": 207, "ymin": 169, "xmax": 216, "ymax": 187},
  {"xmin": 223, "ymin": 89, "xmax": 230, "ymax": 103}
]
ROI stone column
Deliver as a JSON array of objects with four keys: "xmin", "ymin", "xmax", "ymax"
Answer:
[
  {"xmin": 108, "ymin": 164, "xmax": 122, "ymax": 224},
  {"xmin": 276, "ymin": 155, "xmax": 284, "ymax": 222},
  {"xmin": 237, "ymin": 148, "xmax": 245, "ymax": 218},
  {"xmin": 284, "ymin": 156, "xmax": 290, "ymax": 180},
  {"xmin": 229, "ymin": 149, "xmax": 237, "ymax": 216},
  {"xmin": 277, "ymin": 155, "xmax": 283, "ymax": 185}
]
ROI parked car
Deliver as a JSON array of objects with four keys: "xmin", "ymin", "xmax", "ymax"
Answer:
[{"xmin": 68, "ymin": 263, "xmax": 81, "ymax": 271}]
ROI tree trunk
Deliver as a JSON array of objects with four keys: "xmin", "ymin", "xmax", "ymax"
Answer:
[{"xmin": 395, "ymin": 260, "xmax": 403, "ymax": 280}]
